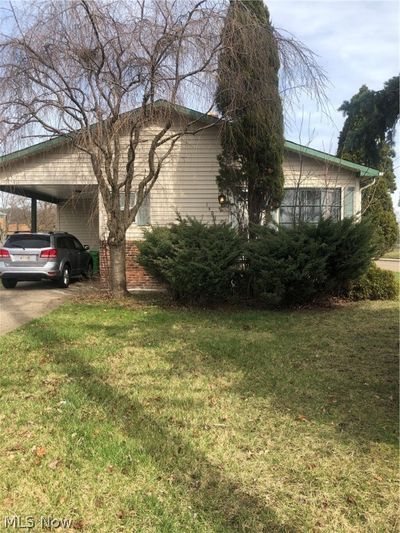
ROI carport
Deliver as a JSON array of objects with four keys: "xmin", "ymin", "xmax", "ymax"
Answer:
[
  {"xmin": 0, "ymin": 183, "xmax": 99, "ymax": 250},
  {"xmin": 0, "ymin": 139, "xmax": 100, "ymax": 250}
]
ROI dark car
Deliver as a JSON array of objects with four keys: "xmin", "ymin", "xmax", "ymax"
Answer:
[{"xmin": 0, "ymin": 232, "xmax": 93, "ymax": 289}]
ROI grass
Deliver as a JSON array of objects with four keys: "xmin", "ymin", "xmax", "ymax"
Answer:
[
  {"xmin": 0, "ymin": 297, "xmax": 398, "ymax": 532},
  {"xmin": 381, "ymin": 249, "xmax": 399, "ymax": 260}
]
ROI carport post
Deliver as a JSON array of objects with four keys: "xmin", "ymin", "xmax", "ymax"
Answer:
[{"xmin": 31, "ymin": 197, "xmax": 37, "ymax": 233}]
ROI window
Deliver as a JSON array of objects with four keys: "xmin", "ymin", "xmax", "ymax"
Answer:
[
  {"xmin": 279, "ymin": 188, "xmax": 341, "ymax": 228},
  {"xmin": 119, "ymin": 191, "xmax": 151, "ymax": 226},
  {"xmin": 135, "ymin": 194, "xmax": 150, "ymax": 226},
  {"xmin": 5, "ymin": 234, "xmax": 50, "ymax": 249},
  {"xmin": 343, "ymin": 186, "xmax": 355, "ymax": 218},
  {"xmin": 72, "ymin": 237, "xmax": 84, "ymax": 250},
  {"xmin": 119, "ymin": 191, "xmax": 135, "ymax": 211},
  {"xmin": 57, "ymin": 236, "xmax": 74, "ymax": 249}
]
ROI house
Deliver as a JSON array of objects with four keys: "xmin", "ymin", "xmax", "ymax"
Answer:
[
  {"xmin": 6, "ymin": 223, "xmax": 31, "ymax": 233},
  {"xmin": 0, "ymin": 103, "xmax": 379, "ymax": 289},
  {"xmin": 0, "ymin": 211, "xmax": 6, "ymax": 243}
]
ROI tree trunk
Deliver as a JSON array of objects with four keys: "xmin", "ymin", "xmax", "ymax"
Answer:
[
  {"xmin": 248, "ymin": 193, "xmax": 263, "ymax": 238},
  {"xmin": 108, "ymin": 239, "xmax": 128, "ymax": 297}
]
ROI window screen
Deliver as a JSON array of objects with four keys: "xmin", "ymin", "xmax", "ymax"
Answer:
[
  {"xmin": 119, "ymin": 191, "xmax": 135, "ymax": 211},
  {"xmin": 119, "ymin": 191, "xmax": 151, "ymax": 226},
  {"xmin": 343, "ymin": 187, "xmax": 355, "ymax": 218},
  {"xmin": 136, "ymin": 195, "xmax": 150, "ymax": 226},
  {"xmin": 279, "ymin": 188, "xmax": 341, "ymax": 228}
]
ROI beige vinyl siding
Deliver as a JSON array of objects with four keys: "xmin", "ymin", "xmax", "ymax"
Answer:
[
  {"xmin": 99, "ymin": 126, "xmax": 227, "ymax": 240},
  {"xmin": 101, "ymin": 126, "xmax": 361, "ymax": 240},
  {"xmin": 0, "ymin": 146, "xmax": 95, "ymax": 186},
  {"xmin": 57, "ymin": 198, "xmax": 99, "ymax": 250},
  {"xmin": 1, "ymin": 120, "xmax": 363, "ymax": 241},
  {"xmin": 282, "ymin": 151, "xmax": 361, "ymax": 216}
]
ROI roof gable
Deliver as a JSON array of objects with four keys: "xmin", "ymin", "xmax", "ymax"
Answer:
[{"xmin": 0, "ymin": 101, "xmax": 379, "ymax": 178}]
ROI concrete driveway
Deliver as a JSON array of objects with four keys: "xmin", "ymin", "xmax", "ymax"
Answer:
[
  {"xmin": 376, "ymin": 259, "xmax": 400, "ymax": 272},
  {"xmin": 0, "ymin": 281, "xmax": 81, "ymax": 335}
]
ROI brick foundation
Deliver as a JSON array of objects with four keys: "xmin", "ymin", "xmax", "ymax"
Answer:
[{"xmin": 100, "ymin": 241, "xmax": 164, "ymax": 291}]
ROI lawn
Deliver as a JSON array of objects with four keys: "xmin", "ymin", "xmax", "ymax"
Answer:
[
  {"xmin": 382, "ymin": 249, "xmax": 399, "ymax": 260},
  {"xmin": 0, "ymin": 298, "xmax": 398, "ymax": 532}
]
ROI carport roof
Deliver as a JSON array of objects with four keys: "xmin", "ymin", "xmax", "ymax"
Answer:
[
  {"xmin": 0, "ymin": 184, "xmax": 98, "ymax": 204},
  {"xmin": 0, "ymin": 101, "xmax": 380, "ymax": 178}
]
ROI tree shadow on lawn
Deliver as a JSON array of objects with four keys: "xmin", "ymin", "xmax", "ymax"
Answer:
[
  {"xmin": 23, "ymin": 324, "xmax": 297, "ymax": 533},
  {"xmin": 168, "ymin": 304, "xmax": 398, "ymax": 447},
  {"xmin": 84, "ymin": 303, "xmax": 399, "ymax": 447}
]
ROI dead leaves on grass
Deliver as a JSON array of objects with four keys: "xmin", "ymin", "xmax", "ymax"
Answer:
[
  {"xmin": 297, "ymin": 414, "xmax": 309, "ymax": 422},
  {"xmin": 30, "ymin": 446, "xmax": 61, "ymax": 470},
  {"xmin": 31, "ymin": 445, "xmax": 47, "ymax": 465},
  {"xmin": 48, "ymin": 459, "xmax": 61, "ymax": 470},
  {"xmin": 73, "ymin": 518, "xmax": 85, "ymax": 530},
  {"xmin": 33, "ymin": 445, "xmax": 47, "ymax": 458}
]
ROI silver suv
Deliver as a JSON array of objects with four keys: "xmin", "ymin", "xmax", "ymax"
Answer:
[{"xmin": 0, "ymin": 232, "xmax": 93, "ymax": 289}]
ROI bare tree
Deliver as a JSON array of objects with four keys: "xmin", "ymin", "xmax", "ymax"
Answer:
[
  {"xmin": 37, "ymin": 201, "xmax": 57, "ymax": 231},
  {"xmin": 1, "ymin": 194, "xmax": 30, "ymax": 229},
  {"xmin": 0, "ymin": 0, "xmax": 328, "ymax": 295},
  {"xmin": 0, "ymin": 192, "xmax": 57, "ymax": 232},
  {"xmin": 0, "ymin": 0, "xmax": 226, "ymax": 294}
]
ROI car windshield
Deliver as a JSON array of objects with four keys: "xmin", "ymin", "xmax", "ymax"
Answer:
[{"xmin": 5, "ymin": 234, "xmax": 51, "ymax": 249}]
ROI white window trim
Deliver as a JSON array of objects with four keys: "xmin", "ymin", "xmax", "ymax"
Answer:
[{"xmin": 277, "ymin": 186, "xmax": 343, "ymax": 227}]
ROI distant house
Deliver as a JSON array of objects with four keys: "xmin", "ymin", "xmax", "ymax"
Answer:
[
  {"xmin": 0, "ymin": 103, "xmax": 379, "ymax": 289},
  {"xmin": 6, "ymin": 223, "xmax": 31, "ymax": 233},
  {"xmin": 0, "ymin": 215, "xmax": 31, "ymax": 244},
  {"xmin": 0, "ymin": 211, "xmax": 6, "ymax": 243}
]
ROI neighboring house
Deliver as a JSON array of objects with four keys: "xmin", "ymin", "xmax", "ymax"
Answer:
[
  {"xmin": 0, "ymin": 211, "xmax": 6, "ymax": 243},
  {"xmin": 0, "ymin": 211, "xmax": 6, "ymax": 229},
  {"xmin": 0, "ymin": 214, "xmax": 29, "ymax": 243},
  {"xmin": 0, "ymin": 103, "xmax": 379, "ymax": 289},
  {"xmin": 6, "ymin": 223, "xmax": 31, "ymax": 233}
]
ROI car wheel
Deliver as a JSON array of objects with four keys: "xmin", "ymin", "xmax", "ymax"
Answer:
[
  {"xmin": 1, "ymin": 278, "xmax": 17, "ymax": 289},
  {"xmin": 58, "ymin": 265, "xmax": 70, "ymax": 288},
  {"xmin": 83, "ymin": 262, "xmax": 93, "ymax": 279}
]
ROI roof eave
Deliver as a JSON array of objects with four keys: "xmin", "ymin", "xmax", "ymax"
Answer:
[
  {"xmin": 284, "ymin": 140, "xmax": 380, "ymax": 178},
  {"xmin": 0, "ymin": 102, "xmax": 380, "ymax": 179},
  {"xmin": 0, "ymin": 101, "xmax": 218, "ymax": 167}
]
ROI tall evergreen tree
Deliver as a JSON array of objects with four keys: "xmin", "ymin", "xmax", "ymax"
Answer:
[
  {"xmin": 216, "ymin": 0, "xmax": 284, "ymax": 231},
  {"xmin": 337, "ymin": 77, "xmax": 399, "ymax": 254}
]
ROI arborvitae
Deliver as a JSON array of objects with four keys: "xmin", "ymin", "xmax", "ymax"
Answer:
[{"xmin": 216, "ymin": 0, "xmax": 284, "ymax": 231}]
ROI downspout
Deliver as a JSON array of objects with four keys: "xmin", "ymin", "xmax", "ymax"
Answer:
[
  {"xmin": 359, "ymin": 172, "xmax": 381, "ymax": 194},
  {"xmin": 356, "ymin": 171, "xmax": 382, "ymax": 220}
]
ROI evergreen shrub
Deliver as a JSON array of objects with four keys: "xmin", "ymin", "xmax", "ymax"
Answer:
[
  {"xmin": 245, "ymin": 218, "xmax": 376, "ymax": 305},
  {"xmin": 138, "ymin": 218, "xmax": 243, "ymax": 303},
  {"xmin": 138, "ymin": 217, "xmax": 377, "ymax": 306},
  {"xmin": 345, "ymin": 264, "xmax": 399, "ymax": 301}
]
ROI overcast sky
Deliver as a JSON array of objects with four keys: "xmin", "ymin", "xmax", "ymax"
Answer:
[{"xmin": 268, "ymin": 0, "xmax": 399, "ymax": 211}]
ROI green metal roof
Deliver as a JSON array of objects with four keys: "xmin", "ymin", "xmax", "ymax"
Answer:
[
  {"xmin": 0, "ymin": 136, "xmax": 67, "ymax": 165},
  {"xmin": 284, "ymin": 140, "xmax": 379, "ymax": 178},
  {"xmin": 0, "ymin": 100, "xmax": 217, "ymax": 166},
  {"xmin": 0, "ymin": 101, "xmax": 379, "ymax": 178}
]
